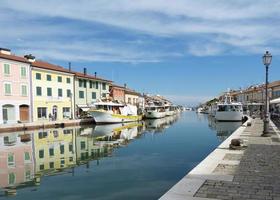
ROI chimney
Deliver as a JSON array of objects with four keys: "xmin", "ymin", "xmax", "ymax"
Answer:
[
  {"xmin": 124, "ymin": 83, "xmax": 127, "ymax": 88},
  {"xmin": 83, "ymin": 67, "xmax": 87, "ymax": 75},
  {"xmin": 94, "ymin": 72, "xmax": 97, "ymax": 78},
  {"xmin": 68, "ymin": 62, "xmax": 71, "ymax": 71},
  {"xmin": 0, "ymin": 48, "xmax": 11, "ymax": 55},
  {"xmin": 24, "ymin": 54, "xmax": 36, "ymax": 62}
]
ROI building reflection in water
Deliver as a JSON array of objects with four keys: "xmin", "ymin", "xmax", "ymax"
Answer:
[
  {"xmin": 1, "ymin": 118, "xmax": 169, "ymax": 196},
  {"xmin": 207, "ymin": 115, "xmax": 242, "ymax": 141}
]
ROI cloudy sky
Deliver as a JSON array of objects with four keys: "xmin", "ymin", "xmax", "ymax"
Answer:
[{"xmin": 1, "ymin": 0, "xmax": 280, "ymax": 105}]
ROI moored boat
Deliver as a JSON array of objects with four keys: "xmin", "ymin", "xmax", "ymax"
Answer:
[
  {"xmin": 215, "ymin": 94, "xmax": 243, "ymax": 122},
  {"xmin": 88, "ymin": 102, "xmax": 142, "ymax": 124}
]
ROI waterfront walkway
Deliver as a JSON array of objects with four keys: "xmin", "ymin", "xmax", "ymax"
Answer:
[{"xmin": 160, "ymin": 118, "xmax": 280, "ymax": 200}]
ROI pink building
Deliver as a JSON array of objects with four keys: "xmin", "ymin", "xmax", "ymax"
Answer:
[
  {"xmin": 0, "ymin": 48, "xmax": 32, "ymax": 124},
  {"xmin": 0, "ymin": 133, "xmax": 34, "ymax": 189},
  {"xmin": 109, "ymin": 84, "xmax": 125, "ymax": 103}
]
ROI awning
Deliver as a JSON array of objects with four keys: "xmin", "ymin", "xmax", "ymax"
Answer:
[
  {"xmin": 270, "ymin": 97, "xmax": 280, "ymax": 104},
  {"xmin": 77, "ymin": 104, "xmax": 91, "ymax": 112}
]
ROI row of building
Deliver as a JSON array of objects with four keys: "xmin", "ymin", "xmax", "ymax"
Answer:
[{"xmin": 0, "ymin": 48, "xmax": 143, "ymax": 124}]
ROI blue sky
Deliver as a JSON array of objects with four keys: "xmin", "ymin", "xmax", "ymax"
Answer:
[{"xmin": 1, "ymin": 0, "xmax": 280, "ymax": 106}]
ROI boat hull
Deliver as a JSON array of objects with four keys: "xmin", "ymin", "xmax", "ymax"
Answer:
[
  {"xmin": 145, "ymin": 111, "xmax": 166, "ymax": 119},
  {"xmin": 215, "ymin": 111, "xmax": 243, "ymax": 121},
  {"xmin": 89, "ymin": 110, "xmax": 142, "ymax": 124}
]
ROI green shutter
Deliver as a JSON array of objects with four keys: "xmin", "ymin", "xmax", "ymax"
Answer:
[{"xmin": 4, "ymin": 64, "xmax": 10, "ymax": 75}]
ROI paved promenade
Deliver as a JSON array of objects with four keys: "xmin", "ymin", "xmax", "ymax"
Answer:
[{"xmin": 160, "ymin": 118, "xmax": 280, "ymax": 200}]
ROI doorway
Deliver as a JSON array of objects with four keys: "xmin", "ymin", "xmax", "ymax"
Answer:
[{"xmin": 19, "ymin": 105, "xmax": 29, "ymax": 122}]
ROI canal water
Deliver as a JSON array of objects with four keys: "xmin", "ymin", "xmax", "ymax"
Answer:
[{"xmin": 0, "ymin": 112, "xmax": 241, "ymax": 200}]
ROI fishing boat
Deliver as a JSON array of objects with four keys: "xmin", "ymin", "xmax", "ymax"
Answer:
[
  {"xmin": 88, "ymin": 101, "xmax": 142, "ymax": 124},
  {"xmin": 215, "ymin": 94, "xmax": 243, "ymax": 122},
  {"xmin": 144, "ymin": 105, "xmax": 166, "ymax": 119}
]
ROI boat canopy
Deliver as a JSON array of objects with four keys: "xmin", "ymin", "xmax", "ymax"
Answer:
[
  {"xmin": 270, "ymin": 97, "xmax": 280, "ymax": 104},
  {"xmin": 217, "ymin": 104, "xmax": 242, "ymax": 112},
  {"xmin": 94, "ymin": 102, "xmax": 125, "ymax": 107}
]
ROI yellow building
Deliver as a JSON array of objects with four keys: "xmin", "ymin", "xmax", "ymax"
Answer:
[
  {"xmin": 31, "ymin": 61, "xmax": 75, "ymax": 121},
  {"xmin": 33, "ymin": 127, "xmax": 76, "ymax": 174}
]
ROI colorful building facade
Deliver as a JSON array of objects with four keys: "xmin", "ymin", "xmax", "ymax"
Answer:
[
  {"xmin": 0, "ymin": 49, "xmax": 32, "ymax": 124},
  {"xmin": 74, "ymin": 69, "xmax": 112, "ymax": 116},
  {"xmin": 31, "ymin": 61, "xmax": 75, "ymax": 121}
]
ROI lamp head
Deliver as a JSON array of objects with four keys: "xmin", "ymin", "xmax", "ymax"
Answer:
[{"xmin": 263, "ymin": 51, "xmax": 272, "ymax": 66}]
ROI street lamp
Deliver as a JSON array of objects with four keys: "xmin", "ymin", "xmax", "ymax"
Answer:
[{"xmin": 262, "ymin": 51, "xmax": 272, "ymax": 136}]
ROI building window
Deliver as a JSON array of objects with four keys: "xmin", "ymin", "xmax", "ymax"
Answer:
[
  {"xmin": 21, "ymin": 66, "xmax": 27, "ymax": 78},
  {"xmin": 49, "ymin": 148, "xmax": 54, "ymax": 156},
  {"xmin": 79, "ymin": 91, "xmax": 84, "ymax": 99},
  {"xmin": 58, "ymin": 88, "xmax": 63, "ymax": 97},
  {"xmin": 95, "ymin": 82, "xmax": 99, "ymax": 89},
  {"xmin": 8, "ymin": 173, "xmax": 16, "ymax": 185},
  {"xmin": 102, "ymin": 93, "xmax": 106, "ymax": 98},
  {"xmin": 49, "ymin": 162, "xmax": 54, "ymax": 169},
  {"xmin": 46, "ymin": 74, "xmax": 52, "ymax": 81},
  {"xmin": 21, "ymin": 84, "xmax": 28, "ymax": 96},
  {"xmin": 4, "ymin": 83, "xmax": 12, "ymax": 95},
  {"xmin": 79, "ymin": 79, "xmax": 83, "ymax": 87},
  {"xmin": 38, "ymin": 131, "xmax": 48, "ymax": 139},
  {"xmin": 39, "ymin": 164, "xmax": 44, "ymax": 170},
  {"xmin": 92, "ymin": 92, "xmax": 96, "ymax": 99},
  {"xmin": 8, "ymin": 153, "xmax": 15, "ymax": 167},
  {"xmin": 67, "ymin": 89, "xmax": 71, "ymax": 98},
  {"xmin": 25, "ymin": 170, "xmax": 31, "ymax": 181},
  {"xmin": 36, "ymin": 87, "xmax": 42, "ymax": 96},
  {"xmin": 24, "ymin": 152, "xmax": 31, "ymax": 162},
  {"xmin": 60, "ymin": 145, "xmax": 65, "ymax": 154},
  {"xmin": 37, "ymin": 107, "xmax": 47, "ymax": 119},
  {"xmin": 53, "ymin": 130, "xmax": 59, "ymax": 137},
  {"xmin": 69, "ymin": 143, "xmax": 73, "ymax": 152},
  {"xmin": 47, "ymin": 88, "xmax": 52, "ymax": 96},
  {"xmin": 102, "ymin": 83, "xmax": 106, "ymax": 90},
  {"xmin": 83, "ymin": 80, "xmax": 87, "ymax": 88},
  {"xmin": 81, "ymin": 141, "xmax": 86, "ymax": 150},
  {"xmin": 66, "ymin": 78, "xmax": 71, "ymax": 84},
  {"xmin": 89, "ymin": 81, "xmax": 93, "ymax": 88},
  {"xmin": 36, "ymin": 73, "xmax": 41, "ymax": 80},
  {"xmin": 39, "ymin": 150, "xmax": 44, "ymax": 158},
  {"xmin": 4, "ymin": 64, "xmax": 10, "ymax": 75},
  {"xmin": 57, "ymin": 76, "xmax": 62, "ymax": 82},
  {"xmin": 63, "ymin": 107, "xmax": 70, "ymax": 118}
]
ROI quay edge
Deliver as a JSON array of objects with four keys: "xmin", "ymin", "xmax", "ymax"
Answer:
[
  {"xmin": 159, "ymin": 116, "xmax": 254, "ymax": 200},
  {"xmin": 0, "ymin": 118, "xmax": 94, "ymax": 133}
]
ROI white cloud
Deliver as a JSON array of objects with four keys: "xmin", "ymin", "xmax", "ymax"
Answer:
[{"xmin": 0, "ymin": 0, "xmax": 280, "ymax": 61}]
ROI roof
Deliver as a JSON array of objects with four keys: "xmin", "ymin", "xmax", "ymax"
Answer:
[
  {"xmin": 32, "ymin": 60, "xmax": 74, "ymax": 74},
  {"xmin": 125, "ymin": 88, "xmax": 142, "ymax": 96},
  {"xmin": 74, "ymin": 71, "xmax": 112, "ymax": 83},
  {"xmin": 110, "ymin": 84, "xmax": 126, "ymax": 90},
  {"xmin": 0, "ymin": 52, "xmax": 30, "ymax": 64}
]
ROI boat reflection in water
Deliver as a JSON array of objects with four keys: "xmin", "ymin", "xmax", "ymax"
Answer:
[
  {"xmin": 0, "ymin": 121, "xmax": 148, "ymax": 197},
  {"xmin": 208, "ymin": 115, "xmax": 242, "ymax": 141},
  {"xmin": 145, "ymin": 114, "xmax": 180, "ymax": 133}
]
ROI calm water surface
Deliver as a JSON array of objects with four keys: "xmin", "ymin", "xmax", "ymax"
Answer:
[{"xmin": 0, "ymin": 112, "xmax": 241, "ymax": 200}]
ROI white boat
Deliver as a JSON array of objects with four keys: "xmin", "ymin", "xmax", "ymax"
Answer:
[
  {"xmin": 145, "ymin": 106, "xmax": 166, "ymax": 119},
  {"xmin": 88, "ymin": 102, "xmax": 142, "ymax": 124},
  {"xmin": 215, "ymin": 95, "xmax": 243, "ymax": 122}
]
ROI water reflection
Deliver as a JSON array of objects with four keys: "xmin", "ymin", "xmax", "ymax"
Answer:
[
  {"xmin": 145, "ymin": 114, "xmax": 180, "ymax": 133},
  {"xmin": 0, "ymin": 115, "xmax": 181, "ymax": 197},
  {"xmin": 207, "ymin": 115, "xmax": 242, "ymax": 141}
]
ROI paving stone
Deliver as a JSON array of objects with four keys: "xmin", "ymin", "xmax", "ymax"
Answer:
[{"xmin": 195, "ymin": 119, "xmax": 280, "ymax": 200}]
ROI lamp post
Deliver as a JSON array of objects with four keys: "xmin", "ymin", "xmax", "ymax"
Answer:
[{"xmin": 262, "ymin": 51, "xmax": 272, "ymax": 136}]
